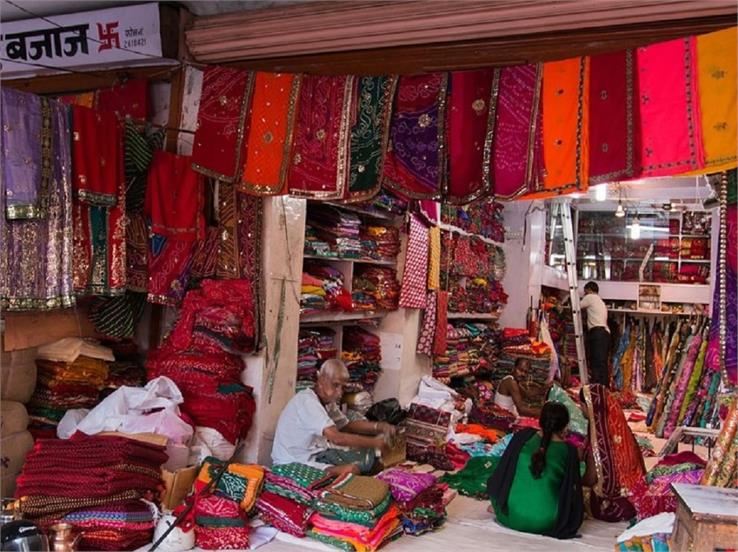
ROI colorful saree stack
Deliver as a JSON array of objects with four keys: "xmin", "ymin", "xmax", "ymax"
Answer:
[
  {"xmin": 341, "ymin": 327, "xmax": 382, "ymax": 392},
  {"xmin": 15, "ymin": 435, "xmax": 166, "ymax": 551},
  {"xmin": 377, "ymin": 468, "xmax": 447, "ymax": 535},
  {"xmin": 194, "ymin": 493, "xmax": 250, "ymax": 550}
]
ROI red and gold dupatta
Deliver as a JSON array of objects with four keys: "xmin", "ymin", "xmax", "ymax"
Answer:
[
  {"xmin": 588, "ymin": 49, "xmax": 640, "ymax": 183},
  {"xmin": 446, "ymin": 69, "xmax": 499, "ymax": 204},
  {"xmin": 192, "ymin": 66, "xmax": 255, "ymax": 182},
  {"xmin": 288, "ymin": 75, "xmax": 355, "ymax": 199}
]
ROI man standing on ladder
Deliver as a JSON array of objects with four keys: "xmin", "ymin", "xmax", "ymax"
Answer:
[{"xmin": 579, "ymin": 281, "xmax": 610, "ymax": 387}]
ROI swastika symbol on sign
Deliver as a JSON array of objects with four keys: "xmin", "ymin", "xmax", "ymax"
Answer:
[{"xmin": 97, "ymin": 21, "xmax": 120, "ymax": 52}]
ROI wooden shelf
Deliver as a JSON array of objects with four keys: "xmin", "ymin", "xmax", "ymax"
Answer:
[
  {"xmin": 447, "ymin": 312, "xmax": 500, "ymax": 320},
  {"xmin": 303, "ymin": 254, "xmax": 396, "ymax": 266},
  {"xmin": 323, "ymin": 202, "xmax": 398, "ymax": 222},
  {"xmin": 299, "ymin": 310, "xmax": 388, "ymax": 324}
]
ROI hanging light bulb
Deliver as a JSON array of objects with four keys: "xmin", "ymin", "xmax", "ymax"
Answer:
[
  {"xmin": 630, "ymin": 214, "xmax": 641, "ymax": 239},
  {"xmin": 615, "ymin": 201, "xmax": 625, "ymax": 218},
  {"xmin": 595, "ymin": 183, "xmax": 608, "ymax": 202}
]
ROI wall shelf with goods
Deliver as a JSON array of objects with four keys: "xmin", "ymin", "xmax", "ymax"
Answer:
[
  {"xmin": 431, "ymin": 201, "xmax": 507, "ymax": 388},
  {"xmin": 297, "ymin": 200, "xmax": 403, "ymax": 393}
]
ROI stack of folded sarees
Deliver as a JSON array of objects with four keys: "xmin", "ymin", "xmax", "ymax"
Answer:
[
  {"xmin": 14, "ymin": 434, "xmax": 166, "ymax": 550},
  {"xmin": 308, "ymin": 473, "xmax": 402, "ymax": 552},
  {"xmin": 377, "ymin": 468, "xmax": 446, "ymax": 535},
  {"xmin": 342, "ymin": 327, "xmax": 382, "ymax": 392},
  {"xmin": 194, "ymin": 493, "xmax": 250, "ymax": 550}
]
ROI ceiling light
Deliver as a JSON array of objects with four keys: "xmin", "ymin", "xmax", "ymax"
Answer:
[
  {"xmin": 595, "ymin": 184, "xmax": 607, "ymax": 202},
  {"xmin": 630, "ymin": 215, "xmax": 641, "ymax": 240},
  {"xmin": 615, "ymin": 201, "xmax": 625, "ymax": 218}
]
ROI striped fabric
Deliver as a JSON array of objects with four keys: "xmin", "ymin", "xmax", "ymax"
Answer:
[{"xmin": 124, "ymin": 119, "xmax": 164, "ymax": 214}]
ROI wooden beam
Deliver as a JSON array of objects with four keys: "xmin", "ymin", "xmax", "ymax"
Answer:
[{"xmin": 217, "ymin": 14, "xmax": 736, "ymax": 75}]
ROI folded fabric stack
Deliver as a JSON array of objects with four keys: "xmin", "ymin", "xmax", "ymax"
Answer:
[
  {"xmin": 28, "ymin": 356, "xmax": 109, "ymax": 439},
  {"xmin": 377, "ymin": 468, "xmax": 446, "ymax": 535},
  {"xmin": 309, "ymin": 474, "xmax": 402, "ymax": 551},
  {"xmin": 433, "ymin": 322, "xmax": 497, "ymax": 382},
  {"xmin": 616, "ymin": 512, "xmax": 674, "ymax": 552},
  {"xmin": 256, "ymin": 463, "xmax": 326, "ymax": 537},
  {"xmin": 301, "ymin": 263, "xmax": 353, "ymax": 315},
  {"xmin": 369, "ymin": 191, "xmax": 407, "ymax": 217},
  {"xmin": 309, "ymin": 206, "xmax": 362, "ymax": 258},
  {"xmin": 467, "ymin": 404, "xmax": 517, "ymax": 432},
  {"xmin": 60, "ymin": 501, "xmax": 157, "ymax": 551},
  {"xmin": 404, "ymin": 404, "xmax": 454, "ymax": 470},
  {"xmin": 360, "ymin": 225, "xmax": 400, "ymax": 260},
  {"xmin": 15, "ymin": 435, "xmax": 166, "ymax": 550},
  {"xmin": 194, "ymin": 456, "xmax": 265, "ymax": 512},
  {"xmin": 194, "ymin": 494, "xmax": 250, "ymax": 550},
  {"xmin": 447, "ymin": 277, "xmax": 507, "ymax": 314},
  {"xmin": 440, "ymin": 200, "xmax": 505, "ymax": 243},
  {"xmin": 342, "ymin": 327, "xmax": 382, "ymax": 392},
  {"xmin": 629, "ymin": 452, "xmax": 706, "ymax": 520},
  {"xmin": 353, "ymin": 267, "xmax": 400, "ymax": 311},
  {"xmin": 147, "ymin": 347, "xmax": 253, "ymax": 446},
  {"xmin": 304, "ymin": 224, "xmax": 337, "ymax": 258},
  {"xmin": 297, "ymin": 327, "xmax": 337, "ymax": 389}
]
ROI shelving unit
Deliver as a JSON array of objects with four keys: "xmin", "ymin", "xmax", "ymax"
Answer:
[
  {"xmin": 447, "ymin": 312, "xmax": 500, "ymax": 320},
  {"xmin": 298, "ymin": 201, "xmax": 402, "ymax": 392}
]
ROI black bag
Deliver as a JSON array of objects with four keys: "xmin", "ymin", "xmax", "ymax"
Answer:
[{"xmin": 365, "ymin": 398, "xmax": 406, "ymax": 425}]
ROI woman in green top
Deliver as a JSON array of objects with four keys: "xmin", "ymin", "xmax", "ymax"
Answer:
[{"xmin": 487, "ymin": 402, "xmax": 596, "ymax": 539}]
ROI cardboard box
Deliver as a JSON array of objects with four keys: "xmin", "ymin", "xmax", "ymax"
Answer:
[
  {"xmin": 379, "ymin": 432, "xmax": 406, "ymax": 469},
  {"xmin": 97, "ymin": 432, "xmax": 169, "ymax": 447},
  {"xmin": 161, "ymin": 465, "xmax": 198, "ymax": 511}
]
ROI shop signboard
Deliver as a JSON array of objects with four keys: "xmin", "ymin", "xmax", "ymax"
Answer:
[{"xmin": 1, "ymin": 2, "xmax": 172, "ymax": 78}]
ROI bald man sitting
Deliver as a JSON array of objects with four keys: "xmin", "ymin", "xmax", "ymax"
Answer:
[{"xmin": 271, "ymin": 359, "xmax": 396, "ymax": 476}]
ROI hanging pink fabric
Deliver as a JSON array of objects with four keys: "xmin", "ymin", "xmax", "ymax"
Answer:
[
  {"xmin": 636, "ymin": 37, "xmax": 704, "ymax": 177},
  {"xmin": 399, "ymin": 214, "xmax": 428, "ymax": 309},
  {"xmin": 588, "ymin": 49, "xmax": 640, "ymax": 183},
  {"xmin": 492, "ymin": 64, "xmax": 543, "ymax": 199},
  {"xmin": 446, "ymin": 69, "xmax": 498, "ymax": 204}
]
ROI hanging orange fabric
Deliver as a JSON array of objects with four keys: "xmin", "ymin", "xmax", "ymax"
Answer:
[
  {"xmin": 694, "ymin": 27, "xmax": 737, "ymax": 173},
  {"xmin": 524, "ymin": 57, "xmax": 589, "ymax": 199},
  {"xmin": 239, "ymin": 72, "xmax": 302, "ymax": 196}
]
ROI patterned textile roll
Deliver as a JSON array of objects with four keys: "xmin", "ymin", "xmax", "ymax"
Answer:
[
  {"xmin": 492, "ymin": 64, "xmax": 543, "ymax": 199},
  {"xmin": 416, "ymin": 291, "xmax": 437, "ymax": 356},
  {"xmin": 383, "ymin": 73, "xmax": 448, "ymax": 200},
  {"xmin": 288, "ymin": 75, "xmax": 355, "ymax": 199},
  {"xmin": 588, "ymin": 49, "xmax": 640, "ymax": 183},
  {"xmin": 701, "ymin": 397, "xmax": 738, "ymax": 486},
  {"xmin": 0, "ymin": 98, "xmax": 75, "ymax": 310},
  {"xmin": 432, "ymin": 291, "xmax": 448, "ymax": 356},
  {"xmin": 71, "ymin": 105, "xmax": 122, "ymax": 206},
  {"xmin": 694, "ymin": 27, "xmax": 737, "ymax": 172},
  {"xmin": 1, "ymin": 88, "xmax": 46, "ymax": 220},
  {"xmin": 240, "ymin": 72, "xmax": 302, "ymax": 196},
  {"xmin": 125, "ymin": 213, "xmax": 149, "ymax": 292},
  {"xmin": 446, "ymin": 69, "xmax": 498, "ymax": 204},
  {"xmin": 524, "ymin": 57, "xmax": 589, "ymax": 198},
  {"xmin": 344, "ymin": 75, "xmax": 397, "ymax": 203},
  {"xmin": 192, "ymin": 66, "xmax": 254, "ymax": 182},
  {"xmin": 636, "ymin": 37, "xmax": 704, "ymax": 177},
  {"xmin": 399, "ymin": 214, "xmax": 428, "ymax": 309},
  {"xmin": 427, "ymin": 226, "xmax": 441, "ymax": 290}
]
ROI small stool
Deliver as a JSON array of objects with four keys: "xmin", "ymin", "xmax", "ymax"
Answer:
[{"xmin": 671, "ymin": 483, "xmax": 738, "ymax": 552}]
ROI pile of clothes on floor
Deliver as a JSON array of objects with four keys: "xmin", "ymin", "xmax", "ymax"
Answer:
[
  {"xmin": 14, "ymin": 434, "xmax": 166, "ymax": 550},
  {"xmin": 146, "ymin": 279, "xmax": 256, "ymax": 457},
  {"xmin": 296, "ymin": 327, "xmax": 337, "ymax": 390},
  {"xmin": 433, "ymin": 322, "xmax": 499, "ymax": 381},
  {"xmin": 27, "ymin": 339, "xmax": 115, "ymax": 439},
  {"xmin": 352, "ymin": 267, "xmax": 400, "ymax": 311},
  {"xmin": 301, "ymin": 262, "xmax": 353, "ymax": 315},
  {"xmin": 341, "ymin": 327, "xmax": 382, "ymax": 392}
]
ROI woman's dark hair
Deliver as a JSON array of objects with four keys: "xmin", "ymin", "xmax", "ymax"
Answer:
[{"xmin": 530, "ymin": 401, "xmax": 570, "ymax": 479}]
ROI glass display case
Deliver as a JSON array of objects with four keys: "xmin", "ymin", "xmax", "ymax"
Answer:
[{"xmin": 575, "ymin": 210, "xmax": 711, "ymax": 284}]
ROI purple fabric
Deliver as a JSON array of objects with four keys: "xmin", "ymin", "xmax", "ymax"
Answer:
[
  {"xmin": 0, "ymin": 98, "xmax": 75, "ymax": 311},
  {"xmin": 706, "ymin": 245, "xmax": 737, "ymax": 386},
  {"xmin": 377, "ymin": 468, "xmax": 437, "ymax": 503},
  {"xmin": 2, "ymin": 88, "xmax": 44, "ymax": 219}
]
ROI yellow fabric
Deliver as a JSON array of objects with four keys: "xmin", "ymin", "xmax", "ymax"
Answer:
[
  {"xmin": 196, "ymin": 461, "xmax": 265, "ymax": 511},
  {"xmin": 427, "ymin": 226, "xmax": 441, "ymax": 290},
  {"xmin": 301, "ymin": 285, "xmax": 325, "ymax": 296},
  {"xmin": 694, "ymin": 26, "xmax": 737, "ymax": 173}
]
